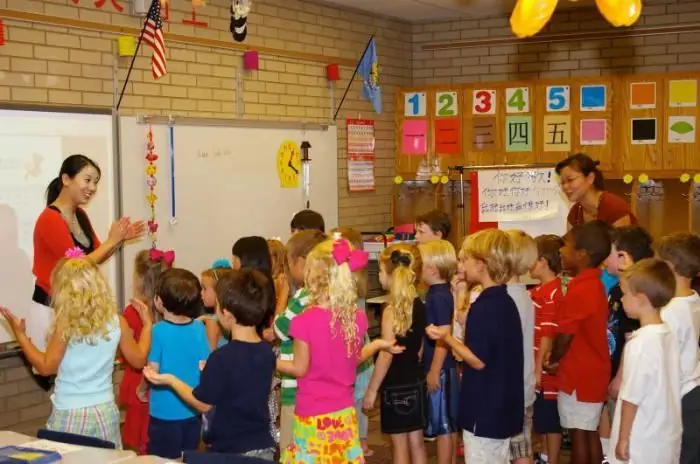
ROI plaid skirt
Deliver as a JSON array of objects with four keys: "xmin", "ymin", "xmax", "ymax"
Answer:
[{"xmin": 47, "ymin": 401, "xmax": 122, "ymax": 449}]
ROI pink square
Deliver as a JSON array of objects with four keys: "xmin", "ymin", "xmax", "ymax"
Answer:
[{"xmin": 580, "ymin": 119, "xmax": 606, "ymax": 146}]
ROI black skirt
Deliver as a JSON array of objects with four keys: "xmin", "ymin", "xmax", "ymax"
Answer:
[{"xmin": 380, "ymin": 380, "xmax": 427, "ymax": 435}]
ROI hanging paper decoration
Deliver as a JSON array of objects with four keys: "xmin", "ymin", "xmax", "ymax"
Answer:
[
  {"xmin": 510, "ymin": 0, "xmax": 642, "ymax": 38},
  {"xmin": 145, "ymin": 126, "xmax": 159, "ymax": 248},
  {"xmin": 230, "ymin": 0, "xmax": 250, "ymax": 43}
]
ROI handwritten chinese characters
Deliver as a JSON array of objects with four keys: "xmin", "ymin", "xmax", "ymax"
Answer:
[
  {"xmin": 70, "ymin": 0, "xmax": 209, "ymax": 27},
  {"xmin": 477, "ymin": 168, "xmax": 562, "ymax": 222}
]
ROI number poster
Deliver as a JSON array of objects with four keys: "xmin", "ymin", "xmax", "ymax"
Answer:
[{"xmin": 347, "ymin": 118, "xmax": 376, "ymax": 192}]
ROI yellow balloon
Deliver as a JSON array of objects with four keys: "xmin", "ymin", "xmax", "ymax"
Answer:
[
  {"xmin": 681, "ymin": 173, "xmax": 691, "ymax": 183},
  {"xmin": 393, "ymin": 175, "xmax": 403, "ymax": 185},
  {"xmin": 510, "ymin": 0, "xmax": 559, "ymax": 38},
  {"xmin": 638, "ymin": 173, "xmax": 649, "ymax": 184},
  {"xmin": 595, "ymin": 0, "xmax": 642, "ymax": 27},
  {"xmin": 623, "ymin": 174, "xmax": 634, "ymax": 184}
]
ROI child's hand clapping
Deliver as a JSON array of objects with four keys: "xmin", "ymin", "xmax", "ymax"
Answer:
[
  {"xmin": 143, "ymin": 365, "xmax": 174, "ymax": 386},
  {"xmin": 425, "ymin": 324, "xmax": 449, "ymax": 340},
  {"xmin": 373, "ymin": 338, "xmax": 405, "ymax": 355},
  {"xmin": 0, "ymin": 306, "xmax": 26, "ymax": 337},
  {"xmin": 130, "ymin": 298, "xmax": 152, "ymax": 326}
]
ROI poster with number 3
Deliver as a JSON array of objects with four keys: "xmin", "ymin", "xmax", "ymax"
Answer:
[{"xmin": 473, "ymin": 89, "xmax": 496, "ymax": 115}]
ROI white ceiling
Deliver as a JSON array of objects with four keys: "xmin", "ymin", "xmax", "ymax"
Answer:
[{"xmin": 318, "ymin": 0, "xmax": 589, "ymax": 22}]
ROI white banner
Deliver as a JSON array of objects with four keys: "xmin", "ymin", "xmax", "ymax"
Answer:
[{"xmin": 477, "ymin": 168, "xmax": 565, "ymax": 222}]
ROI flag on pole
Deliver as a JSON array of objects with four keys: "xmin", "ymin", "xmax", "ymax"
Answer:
[
  {"xmin": 143, "ymin": 0, "xmax": 167, "ymax": 79},
  {"xmin": 358, "ymin": 38, "xmax": 381, "ymax": 114}
]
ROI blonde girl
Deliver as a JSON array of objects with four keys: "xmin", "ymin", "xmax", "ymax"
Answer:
[
  {"xmin": 332, "ymin": 227, "xmax": 375, "ymax": 456},
  {"xmin": 119, "ymin": 248, "xmax": 171, "ymax": 454},
  {"xmin": 364, "ymin": 244, "xmax": 428, "ymax": 464},
  {"xmin": 277, "ymin": 236, "xmax": 399, "ymax": 463},
  {"xmin": 200, "ymin": 259, "xmax": 233, "ymax": 350},
  {"xmin": 0, "ymin": 254, "xmax": 152, "ymax": 448}
]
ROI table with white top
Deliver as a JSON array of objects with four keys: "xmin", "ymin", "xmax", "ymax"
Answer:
[{"xmin": 0, "ymin": 431, "xmax": 171, "ymax": 463}]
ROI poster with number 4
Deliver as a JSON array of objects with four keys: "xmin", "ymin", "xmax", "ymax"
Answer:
[
  {"xmin": 506, "ymin": 87, "xmax": 530, "ymax": 113},
  {"xmin": 546, "ymin": 85, "xmax": 570, "ymax": 112},
  {"xmin": 472, "ymin": 89, "xmax": 496, "ymax": 115},
  {"xmin": 436, "ymin": 91, "xmax": 458, "ymax": 116}
]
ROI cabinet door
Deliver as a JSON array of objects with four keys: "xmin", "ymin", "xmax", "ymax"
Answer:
[{"xmin": 618, "ymin": 77, "xmax": 664, "ymax": 172}]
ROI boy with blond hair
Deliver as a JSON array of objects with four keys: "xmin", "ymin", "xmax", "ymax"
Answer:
[
  {"xmin": 656, "ymin": 232, "xmax": 700, "ymax": 464},
  {"xmin": 427, "ymin": 229, "xmax": 524, "ymax": 464},
  {"xmin": 418, "ymin": 239, "xmax": 459, "ymax": 464},
  {"xmin": 610, "ymin": 259, "xmax": 681, "ymax": 464},
  {"xmin": 505, "ymin": 229, "xmax": 538, "ymax": 464}
]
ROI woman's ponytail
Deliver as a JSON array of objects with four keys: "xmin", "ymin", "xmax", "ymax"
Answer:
[{"xmin": 46, "ymin": 176, "xmax": 62, "ymax": 206}]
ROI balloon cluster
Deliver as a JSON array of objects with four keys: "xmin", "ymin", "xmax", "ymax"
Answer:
[{"xmin": 511, "ymin": 0, "xmax": 642, "ymax": 38}]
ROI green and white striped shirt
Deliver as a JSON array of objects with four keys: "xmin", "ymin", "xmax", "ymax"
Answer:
[{"xmin": 273, "ymin": 287, "xmax": 311, "ymax": 406}]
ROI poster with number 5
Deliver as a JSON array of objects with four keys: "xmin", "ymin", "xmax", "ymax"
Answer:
[
  {"xmin": 546, "ymin": 85, "xmax": 570, "ymax": 112},
  {"xmin": 472, "ymin": 89, "xmax": 496, "ymax": 115}
]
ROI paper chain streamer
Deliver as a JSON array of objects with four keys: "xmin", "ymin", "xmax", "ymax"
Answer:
[
  {"xmin": 145, "ymin": 125, "xmax": 159, "ymax": 248},
  {"xmin": 511, "ymin": 0, "xmax": 642, "ymax": 38}
]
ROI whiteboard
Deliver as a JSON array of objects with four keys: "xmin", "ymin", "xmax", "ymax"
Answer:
[
  {"xmin": 119, "ymin": 117, "xmax": 338, "ymax": 300},
  {"xmin": 0, "ymin": 109, "xmax": 117, "ymax": 345}
]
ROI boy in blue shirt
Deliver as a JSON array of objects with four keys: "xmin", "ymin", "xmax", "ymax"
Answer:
[
  {"xmin": 145, "ymin": 268, "xmax": 211, "ymax": 459},
  {"xmin": 427, "ymin": 229, "xmax": 524, "ymax": 463},
  {"xmin": 418, "ymin": 239, "xmax": 459, "ymax": 463},
  {"xmin": 144, "ymin": 269, "xmax": 276, "ymax": 459}
]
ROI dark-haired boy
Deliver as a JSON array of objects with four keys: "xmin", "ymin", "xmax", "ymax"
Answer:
[
  {"xmin": 657, "ymin": 232, "xmax": 700, "ymax": 464},
  {"xmin": 547, "ymin": 221, "xmax": 611, "ymax": 464},
  {"xmin": 290, "ymin": 209, "xmax": 325, "ymax": 234},
  {"xmin": 530, "ymin": 234, "xmax": 565, "ymax": 464},
  {"xmin": 415, "ymin": 210, "xmax": 451, "ymax": 244},
  {"xmin": 146, "ymin": 268, "xmax": 212, "ymax": 459},
  {"xmin": 144, "ymin": 269, "xmax": 276, "ymax": 459}
]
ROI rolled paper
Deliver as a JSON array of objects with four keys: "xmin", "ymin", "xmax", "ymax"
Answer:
[
  {"xmin": 510, "ymin": 0, "xmax": 559, "ymax": 38},
  {"xmin": 638, "ymin": 173, "xmax": 649, "ymax": 184},
  {"xmin": 623, "ymin": 174, "xmax": 634, "ymax": 184},
  {"xmin": 681, "ymin": 173, "xmax": 691, "ymax": 183},
  {"xmin": 694, "ymin": 173, "xmax": 700, "ymax": 184},
  {"xmin": 117, "ymin": 35, "xmax": 136, "ymax": 57}
]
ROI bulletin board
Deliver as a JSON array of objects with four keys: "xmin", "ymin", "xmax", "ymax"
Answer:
[{"xmin": 396, "ymin": 72, "xmax": 700, "ymax": 181}]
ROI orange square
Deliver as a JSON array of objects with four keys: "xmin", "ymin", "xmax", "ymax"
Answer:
[{"xmin": 630, "ymin": 82, "xmax": 656, "ymax": 108}]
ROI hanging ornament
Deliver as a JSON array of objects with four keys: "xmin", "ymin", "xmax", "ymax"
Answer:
[
  {"xmin": 145, "ymin": 126, "xmax": 159, "ymax": 248},
  {"xmin": 510, "ymin": 0, "xmax": 643, "ymax": 38},
  {"xmin": 230, "ymin": 0, "xmax": 251, "ymax": 43}
]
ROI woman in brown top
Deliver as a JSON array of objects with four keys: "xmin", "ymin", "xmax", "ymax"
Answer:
[{"xmin": 556, "ymin": 153, "xmax": 637, "ymax": 229}]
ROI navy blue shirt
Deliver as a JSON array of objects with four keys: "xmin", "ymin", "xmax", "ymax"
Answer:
[
  {"xmin": 423, "ymin": 283, "xmax": 455, "ymax": 371},
  {"xmin": 193, "ymin": 340, "xmax": 275, "ymax": 454},
  {"xmin": 459, "ymin": 285, "xmax": 524, "ymax": 439}
]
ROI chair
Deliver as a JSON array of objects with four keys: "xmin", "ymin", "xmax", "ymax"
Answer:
[
  {"xmin": 36, "ymin": 428, "xmax": 116, "ymax": 449},
  {"xmin": 183, "ymin": 450, "xmax": 272, "ymax": 463}
]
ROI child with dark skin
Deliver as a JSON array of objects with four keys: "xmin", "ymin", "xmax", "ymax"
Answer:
[{"xmin": 546, "ymin": 221, "xmax": 611, "ymax": 464}]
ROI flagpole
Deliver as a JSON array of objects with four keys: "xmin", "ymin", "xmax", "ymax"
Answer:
[
  {"xmin": 116, "ymin": 0, "xmax": 155, "ymax": 110},
  {"xmin": 332, "ymin": 35, "xmax": 374, "ymax": 121}
]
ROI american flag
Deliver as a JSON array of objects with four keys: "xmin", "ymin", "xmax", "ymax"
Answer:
[{"xmin": 142, "ymin": 0, "xmax": 166, "ymax": 79}]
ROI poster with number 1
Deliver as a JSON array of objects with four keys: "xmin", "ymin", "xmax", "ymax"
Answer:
[{"xmin": 404, "ymin": 92, "xmax": 427, "ymax": 117}]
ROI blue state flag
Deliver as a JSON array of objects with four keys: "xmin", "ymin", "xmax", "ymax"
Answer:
[{"xmin": 357, "ymin": 38, "xmax": 381, "ymax": 114}]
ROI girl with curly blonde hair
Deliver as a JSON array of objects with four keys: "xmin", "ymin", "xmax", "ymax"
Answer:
[
  {"xmin": 277, "ymin": 235, "xmax": 400, "ymax": 463},
  {"xmin": 0, "ymin": 254, "xmax": 152, "ymax": 448},
  {"xmin": 364, "ymin": 243, "xmax": 429, "ymax": 463}
]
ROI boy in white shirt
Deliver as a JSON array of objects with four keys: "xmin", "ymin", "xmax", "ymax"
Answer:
[
  {"xmin": 505, "ymin": 229, "xmax": 538, "ymax": 464},
  {"xmin": 610, "ymin": 258, "xmax": 681, "ymax": 464},
  {"xmin": 657, "ymin": 232, "xmax": 700, "ymax": 464}
]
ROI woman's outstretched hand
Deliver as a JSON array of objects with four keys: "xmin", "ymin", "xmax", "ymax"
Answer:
[{"xmin": 0, "ymin": 306, "xmax": 26, "ymax": 338}]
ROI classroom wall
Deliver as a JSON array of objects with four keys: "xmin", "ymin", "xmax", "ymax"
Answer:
[
  {"xmin": 412, "ymin": 0, "xmax": 700, "ymax": 85},
  {"xmin": 0, "ymin": 0, "xmax": 412, "ymax": 231},
  {"xmin": 0, "ymin": 0, "xmax": 410, "ymax": 434}
]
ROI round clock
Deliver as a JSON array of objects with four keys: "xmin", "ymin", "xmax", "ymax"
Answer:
[{"xmin": 277, "ymin": 140, "xmax": 301, "ymax": 188}]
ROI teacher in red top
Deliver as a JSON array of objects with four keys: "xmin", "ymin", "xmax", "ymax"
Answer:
[
  {"xmin": 555, "ymin": 153, "xmax": 637, "ymax": 229},
  {"xmin": 29, "ymin": 155, "xmax": 145, "ymax": 387}
]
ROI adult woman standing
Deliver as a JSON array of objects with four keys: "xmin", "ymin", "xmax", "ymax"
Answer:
[
  {"xmin": 556, "ymin": 153, "xmax": 637, "ymax": 229},
  {"xmin": 29, "ymin": 155, "xmax": 145, "ymax": 387}
]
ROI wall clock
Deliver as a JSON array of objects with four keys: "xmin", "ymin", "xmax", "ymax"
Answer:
[{"xmin": 277, "ymin": 140, "xmax": 301, "ymax": 188}]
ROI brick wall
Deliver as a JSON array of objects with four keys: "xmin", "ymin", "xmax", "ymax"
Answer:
[
  {"xmin": 412, "ymin": 0, "xmax": 700, "ymax": 85},
  {"xmin": 0, "ymin": 0, "xmax": 412, "ymax": 230},
  {"xmin": 0, "ymin": 0, "xmax": 410, "ymax": 434}
]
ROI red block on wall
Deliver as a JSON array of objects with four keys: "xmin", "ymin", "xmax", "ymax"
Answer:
[{"xmin": 326, "ymin": 63, "xmax": 340, "ymax": 81}]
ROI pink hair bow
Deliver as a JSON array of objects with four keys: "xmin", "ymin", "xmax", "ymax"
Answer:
[
  {"xmin": 65, "ymin": 247, "xmax": 85, "ymax": 258},
  {"xmin": 149, "ymin": 248, "xmax": 175, "ymax": 267},
  {"xmin": 332, "ymin": 239, "xmax": 369, "ymax": 272}
]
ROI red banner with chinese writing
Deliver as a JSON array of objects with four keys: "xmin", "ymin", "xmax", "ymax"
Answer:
[{"xmin": 469, "ymin": 171, "xmax": 498, "ymax": 233}]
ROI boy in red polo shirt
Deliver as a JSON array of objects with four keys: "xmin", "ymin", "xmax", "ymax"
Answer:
[
  {"xmin": 530, "ymin": 234, "xmax": 565, "ymax": 464},
  {"xmin": 547, "ymin": 221, "xmax": 611, "ymax": 464}
]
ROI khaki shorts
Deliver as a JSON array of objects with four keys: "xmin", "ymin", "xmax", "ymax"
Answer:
[
  {"xmin": 279, "ymin": 405, "xmax": 295, "ymax": 451},
  {"xmin": 509, "ymin": 405, "xmax": 533, "ymax": 460}
]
